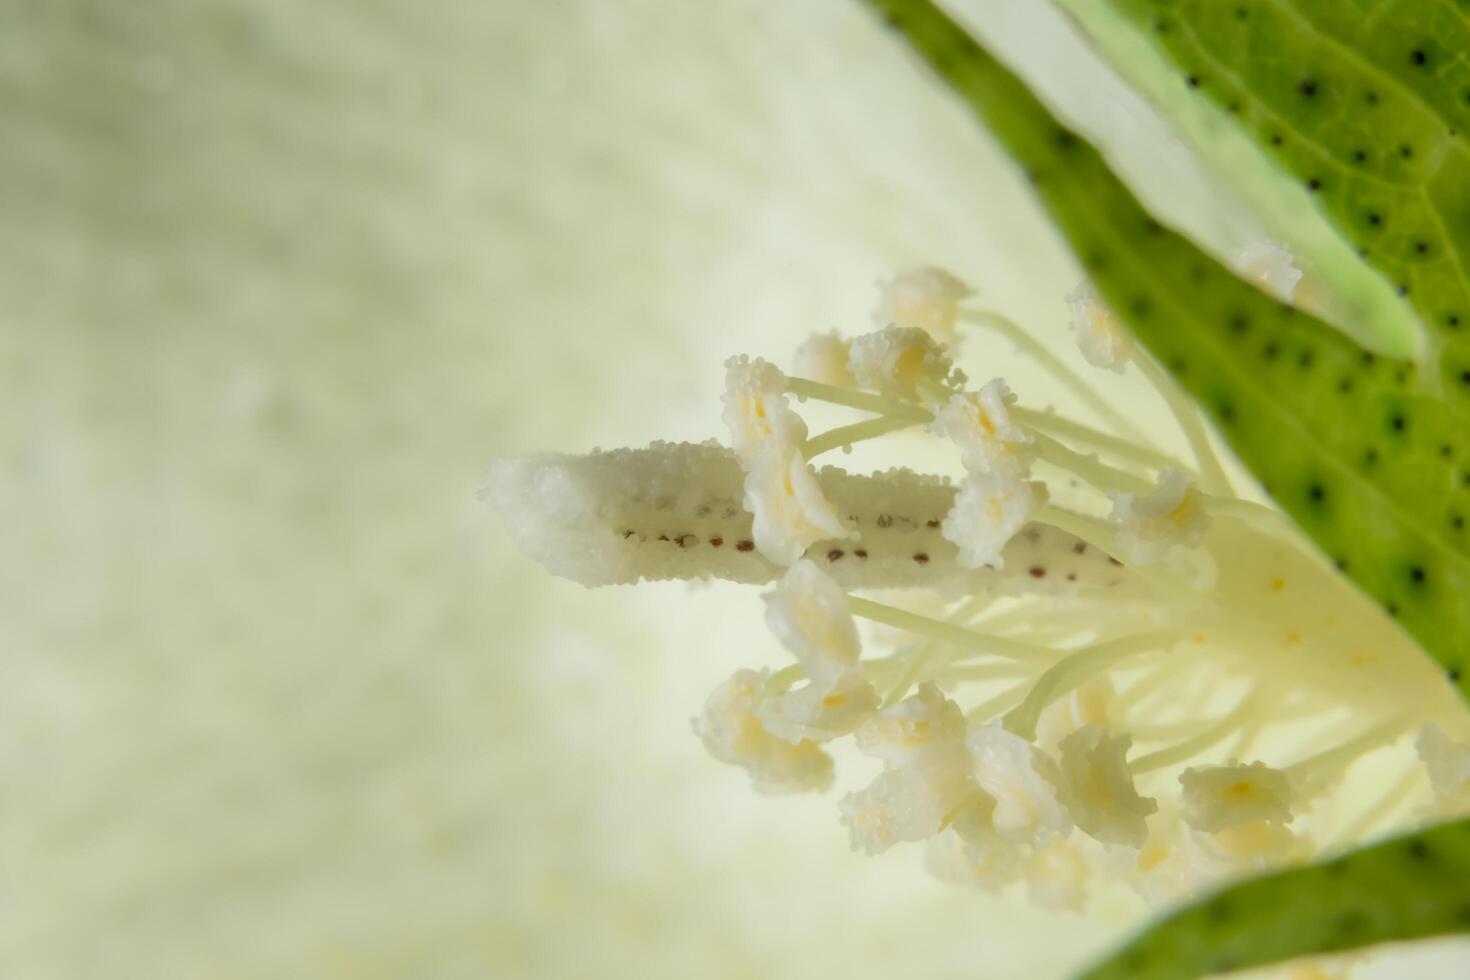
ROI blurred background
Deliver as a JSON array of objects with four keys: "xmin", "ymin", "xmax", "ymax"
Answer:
[{"xmin": 2, "ymin": 1, "xmax": 1463, "ymax": 978}]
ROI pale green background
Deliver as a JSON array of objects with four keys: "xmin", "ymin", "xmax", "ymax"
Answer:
[{"xmin": 2, "ymin": 1, "xmax": 1463, "ymax": 978}]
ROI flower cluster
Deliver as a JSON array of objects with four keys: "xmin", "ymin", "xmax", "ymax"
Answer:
[
  {"xmin": 491, "ymin": 262, "xmax": 1470, "ymax": 918},
  {"xmin": 700, "ymin": 267, "xmax": 1470, "ymax": 911}
]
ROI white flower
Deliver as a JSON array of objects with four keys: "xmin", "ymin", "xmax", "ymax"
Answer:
[
  {"xmin": 691, "ymin": 669, "xmax": 834, "ymax": 794},
  {"xmin": 855, "ymin": 682, "xmax": 969, "ymax": 766},
  {"xmin": 847, "ymin": 326, "xmax": 953, "ymax": 397},
  {"xmin": 1066, "ymin": 280, "xmax": 1132, "ymax": 372},
  {"xmin": 742, "ymin": 450, "xmax": 854, "ymax": 566},
  {"xmin": 1234, "ymin": 240, "xmax": 1304, "ymax": 303},
  {"xmin": 931, "ymin": 381, "xmax": 1032, "ymax": 473},
  {"xmin": 872, "ymin": 266, "xmax": 973, "ymax": 342},
  {"xmin": 792, "ymin": 331, "xmax": 855, "ymax": 387},
  {"xmin": 1056, "ymin": 724, "xmax": 1156, "ymax": 848},
  {"xmin": 757, "ymin": 667, "xmax": 879, "ymax": 744},
  {"xmin": 1179, "ymin": 761, "xmax": 1295, "ymax": 833},
  {"xmin": 967, "ymin": 722, "xmax": 1071, "ymax": 844},
  {"xmin": 1416, "ymin": 723, "xmax": 1470, "ymax": 809},
  {"xmin": 763, "ymin": 559, "xmax": 862, "ymax": 675},
  {"xmin": 722, "ymin": 355, "xmax": 806, "ymax": 465},
  {"xmin": 941, "ymin": 467, "xmax": 1047, "ymax": 570},
  {"xmin": 838, "ymin": 760, "xmax": 976, "ymax": 855},
  {"xmin": 1108, "ymin": 468, "xmax": 1210, "ymax": 565}
]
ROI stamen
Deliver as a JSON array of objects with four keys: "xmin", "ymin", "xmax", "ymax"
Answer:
[
  {"xmin": 1005, "ymin": 631, "xmax": 1185, "ymax": 740},
  {"xmin": 1131, "ymin": 691, "xmax": 1262, "ymax": 774},
  {"xmin": 785, "ymin": 377, "xmax": 930, "ymax": 422},
  {"xmin": 1286, "ymin": 718, "xmax": 1410, "ymax": 797},
  {"xmin": 1329, "ymin": 768, "xmax": 1424, "ymax": 847},
  {"xmin": 1135, "ymin": 355, "xmax": 1233, "ymax": 496},
  {"xmin": 803, "ymin": 415, "xmax": 918, "ymax": 459},
  {"xmin": 961, "ymin": 307, "xmax": 1148, "ymax": 442},
  {"xmin": 965, "ymin": 681, "xmax": 1034, "ymax": 723},
  {"xmin": 846, "ymin": 596, "xmax": 1058, "ymax": 663},
  {"xmin": 1010, "ymin": 406, "xmax": 1185, "ymax": 473},
  {"xmin": 1030, "ymin": 432, "xmax": 1153, "ymax": 495}
]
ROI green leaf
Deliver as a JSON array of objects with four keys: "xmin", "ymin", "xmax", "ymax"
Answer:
[
  {"xmin": 1099, "ymin": 0, "xmax": 1470, "ymax": 391},
  {"xmin": 1077, "ymin": 818, "xmax": 1470, "ymax": 980},
  {"xmin": 857, "ymin": 0, "xmax": 1470, "ymax": 703},
  {"xmin": 1054, "ymin": 0, "xmax": 1421, "ymax": 358}
]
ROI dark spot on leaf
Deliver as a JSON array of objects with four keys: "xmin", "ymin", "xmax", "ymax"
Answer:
[
  {"xmin": 826, "ymin": 549, "xmax": 844, "ymax": 562},
  {"xmin": 1308, "ymin": 483, "xmax": 1326, "ymax": 503},
  {"xmin": 1366, "ymin": 91, "xmax": 1380, "ymax": 105},
  {"xmin": 1411, "ymin": 49, "xmax": 1427, "ymax": 67},
  {"xmin": 1187, "ymin": 74, "xmax": 1200, "ymax": 88},
  {"xmin": 1270, "ymin": 133, "xmax": 1284, "ymax": 146},
  {"xmin": 1407, "ymin": 839, "xmax": 1432, "ymax": 861},
  {"xmin": 1353, "ymin": 149, "xmax": 1368, "ymax": 163},
  {"xmin": 1409, "ymin": 565, "xmax": 1426, "ymax": 585},
  {"xmin": 1367, "ymin": 212, "xmax": 1382, "ymax": 227},
  {"xmin": 1228, "ymin": 313, "xmax": 1250, "ymax": 335},
  {"xmin": 1400, "ymin": 144, "xmax": 1414, "ymax": 159},
  {"xmin": 1299, "ymin": 80, "xmax": 1317, "ymax": 96},
  {"xmin": 1029, "ymin": 565, "xmax": 1046, "ymax": 579},
  {"xmin": 1307, "ymin": 177, "xmax": 1322, "ymax": 191}
]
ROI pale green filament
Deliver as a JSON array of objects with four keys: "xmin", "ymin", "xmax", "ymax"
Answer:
[
  {"xmin": 846, "ymin": 595, "xmax": 1057, "ymax": 663},
  {"xmin": 1004, "ymin": 631, "xmax": 1184, "ymax": 740},
  {"xmin": 882, "ymin": 595, "xmax": 1000, "ymax": 705},
  {"xmin": 1135, "ymin": 355, "xmax": 1233, "ymax": 497},
  {"xmin": 1329, "ymin": 768, "xmax": 1425, "ymax": 848},
  {"xmin": 803, "ymin": 415, "xmax": 919, "ymax": 459},
  {"xmin": 966, "ymin": 681, "xmax": 1034, "ymax": 723},
  {"xmin": 1131, "ymin": 691, "xmax": 1263, "ymax": 774},
  {"xmin": 960, "ymin": 308, "xmax": 1147, "ymax": 442},
  {"xmin": 1010, "ymin": 406, "xmax": 1184, "ymax": 473},
  {"xmin": 948, "ymin": 661, "xmax": 1038, "ymax": 682},
  {"xmin": 1032, "ymin": 431, "xmax": 1153, "ymax": 496},
  {"xmin": 785, "ymin": 377, "xmax": 930, "ymax": 422},
  {"xmin": 1285, "ymin": 718, "xmax": 1410, "ymax": 792}
]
